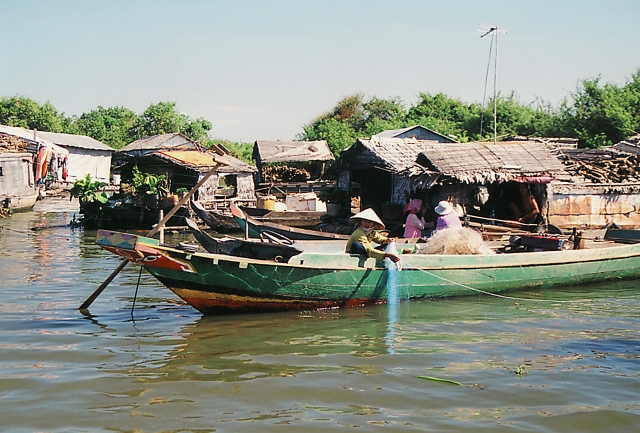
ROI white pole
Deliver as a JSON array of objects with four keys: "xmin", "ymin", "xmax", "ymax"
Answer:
[{"xmin": 493, "ymin": 28, "xmax": 498, "ymax": 145}]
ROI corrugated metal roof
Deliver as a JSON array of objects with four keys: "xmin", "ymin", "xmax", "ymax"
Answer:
[
  {"xmin": 613, "ymin": 135, "xmax": 640, "ymax": 155},
  {"xmin": 151, "ymin": 150, "xmax": 256, "ymax": 174},
  {"xmin": 254, "ymin": 140, "xmax": 334, "ymax": 163},
  {"xmin": 35, "ymin": 130, "xmax": 113, "ymax": 152},
  {"xmin": 154, "ymin": 150, "xmax": 220, "ymax": 167},
  {"xmin": 374, "ymin": 125, "xmax": 456, "ymax": 142},
  {"xmin": 0, "ymin": 125, "xmax": 69, "ymax": 158}
]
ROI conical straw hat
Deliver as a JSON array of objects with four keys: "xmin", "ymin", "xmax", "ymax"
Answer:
[
  {"xmin": 349, "ymin": 208, "xmax": 385, "ymax": 229},
  {"xmin": 435, "ymin": 200, "xmax": 454, "ymax": 216}
]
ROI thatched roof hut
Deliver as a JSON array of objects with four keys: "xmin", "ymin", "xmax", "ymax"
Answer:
[{"xmin": 253, "ymin": 140, "xmax": 334, "ymax": 183}]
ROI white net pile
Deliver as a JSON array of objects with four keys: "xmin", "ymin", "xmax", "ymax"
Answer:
[{"xmin": 418, "ymin": 227, "xmax": 496, "ymax": 255}]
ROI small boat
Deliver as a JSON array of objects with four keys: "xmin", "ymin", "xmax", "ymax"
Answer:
[
  {"xmin": 604, "ymin": 227, "xmax": 640, "ymax": 244},
  {"xmin": 239, "ymin": 206, "xmax": 325, "ymax": 228},
  {"xmin": 96, "ymin": 228, "xmax": 640, "ymax": 314},
  {"xmin": 1, "ymin": 192, "xmax": 38, "ymax": 213},
  {"xmin": 229, "ymin": 202, "xmax": 352, "ymax": 241},
  {"xmin": 184, "ymin": 216, "xmax": 405, "ymax": 257},
  {"xmin": 190, "ymin": 200, "xmax": 240, "ymax": 232},
  {"xmin": 184, "ymin": 217, "xmax": 304, "ymax": 262}
]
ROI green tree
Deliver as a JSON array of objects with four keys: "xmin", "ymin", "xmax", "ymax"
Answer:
[
  {"xmin": 560, "ymin": 77, "xmax": 633, "ymax": 148},
  {"xmin": 621, "ymin": 68, "xmax": 640, "ymax": 135},
  {"xmin": 202, "ymin": 138, "xmax": 255, "ymax": 165},
  {"xmin": 0, "ymin": 96, "xmax": 70, "ymax": 132},
  {"xmin": 75, "ymin": 106, "xmax": 138, "ymax": 149},
  {"xmin": 300, "ymin": 117, "xmax": 357, "ymax": 156},
  {"xmin": 135, "ymin": 101, "xmax": 187, "ymax": 137},
  {"xmin": 134, "ymin": 101, "xmax": 212, "ymax": 143},
  {"xmin": 406, "ymin": 92, "xmax": 479, "ymax": 141},
  {"xmin": 361, "ymin": 97, "xmax": 407, "ymax": 136}
]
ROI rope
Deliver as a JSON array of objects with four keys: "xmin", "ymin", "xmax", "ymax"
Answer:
[
  {"xmin": 402, "ymin": 264, "xmax": 593, "ymax": 304},
  {"xmin": 130, "ymin": 265, "xmax": 144, "ymax": 320}
]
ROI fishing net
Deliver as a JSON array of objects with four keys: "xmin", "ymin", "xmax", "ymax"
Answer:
[{"xmin": 417, "ymin": 227, "xmax": 495, "ymax": 255}]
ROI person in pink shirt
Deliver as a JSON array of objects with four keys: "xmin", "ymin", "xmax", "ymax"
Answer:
[
  {"xmin": 403, "ymin": 199, "xmax": 427, "ymax": 238},
  {"xmin": 434, "ymin": 200, "xmax": 462, "ymax": 230}
]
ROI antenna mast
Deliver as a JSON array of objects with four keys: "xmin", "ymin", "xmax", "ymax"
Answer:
[{"xmin": 480, "ymin": 25, "xmax": 506, "ymax": 144}]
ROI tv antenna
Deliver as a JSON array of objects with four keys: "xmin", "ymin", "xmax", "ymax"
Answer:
[{"xmin": 479, "ymin": 24, "xmax": 506, "ymax": 144}]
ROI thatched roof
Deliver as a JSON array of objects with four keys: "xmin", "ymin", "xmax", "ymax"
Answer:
[
  {"xmin": 411, "ymin": 141, "xmax": 567, "ymax": 183},
  {"xmin": 324, "ymin": 137, "xmax": 442, "ymax": 178},
  {"xmin": 503, "ymin": 135, "xmax": 579, "ymax": 150},
  {"xmin": 361, "ymin": 137, "xmax": 442, "ymax": 172},
  {"xmin": 253, "ymin": 140, "xmax": 334, "ymax": 164},
  {"xmin": 326, "ymin": 137, "xmax": 568, "ymax": 184}
]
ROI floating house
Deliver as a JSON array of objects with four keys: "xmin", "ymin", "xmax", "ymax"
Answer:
[
  {"xmin": 0, "ymin": 125, "xmax": 70, "ymax": 211},
  {"xmin": 0, "ymin": 134, "xmax": 37, "ymax": 211},
  {"xmin": 551, "ymin": 143, "xmax": 640, "ymax": 228},
  {"xmin": 326, "ymin": 136, "xmax": 565, "ymax": 220},
  {"xmin": 34, "ymin": 130, "xmax": 113, "ymax": 183},
  {"xmin": 326, "ymin": 135, "xmax": 640, "ymax": 229},
  {"xmin": 253, "ymin": 140, "xmax": 334, "ymax": 184},
  {"xmin": 115, "ymin": 134, "xmax": 256, "ymax": 203}
]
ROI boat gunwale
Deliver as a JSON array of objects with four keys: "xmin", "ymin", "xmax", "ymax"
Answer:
[{"xmin": 114, "ymin": 232, "xmax": 640, "ymax": 272}]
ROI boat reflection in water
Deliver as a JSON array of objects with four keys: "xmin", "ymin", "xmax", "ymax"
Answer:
[{"xmin": 129, "ymin": 295, "xmax": 543, "ymax": 384}]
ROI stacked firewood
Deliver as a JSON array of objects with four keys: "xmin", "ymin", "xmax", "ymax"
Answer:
[
  {"xmin": 0, "ymin": 134, "xmax": 27, "ymax": 151},
  {"xmin": 562, "ymin": 153, "xmax": 640, "ymax": 183},
  {"xmin": 262, "ymin": 165, "xmax": 311, "ymax": 182}
]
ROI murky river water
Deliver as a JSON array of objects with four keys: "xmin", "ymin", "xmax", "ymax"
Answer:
[{"xmin": 1, "ymin": 211, "xmax": 640, "ymax": 432}]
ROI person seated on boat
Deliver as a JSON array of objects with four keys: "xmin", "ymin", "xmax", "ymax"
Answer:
[
  {"xmin": 345, "ymin": 208, "xmax": 401, "ymax": 263},
  {"xmin": 403, "ymin": 198, "xmax": 430, "ymax": 238},
  {"xmin": 434, "ymin": 200, "xmax": 462, "ymax": 230},
  {"xmin": 508, "ymin": 183, "xmax": 541, "ymax": 224}
]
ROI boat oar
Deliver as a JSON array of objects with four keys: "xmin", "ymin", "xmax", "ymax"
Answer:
[
  {"xmin": 79, "ymin": 162, "xmax": 225, "ymax": 311},
  {"xmin": 466, "ymin": 214, "xmax": 538, "ymax": 230}
]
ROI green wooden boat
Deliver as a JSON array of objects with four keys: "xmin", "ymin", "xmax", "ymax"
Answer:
[{"xmin": 96, "ymin": 229, "xmax": 640, "ymax": 314}]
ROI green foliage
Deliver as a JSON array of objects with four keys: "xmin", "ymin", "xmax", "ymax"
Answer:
[
  {"xmin": 131, "ymin": 166, "xmax": 169, "ymax": 197},
  {"xmin": 202, "ymin": 138, "xmax": 255, "ymax": 165},
  {"xmin": 134, "ymin": 101, "xmax": 212, "ymax": 142},
  {"xmin": 406, "ymin": 92, "xmax": 481, "ymax": 141},
  {"xmin": 4, "ymin": 67, "xmax": 640, "ymax": 155},
  {"xmin": 0, "ymin": 96, "xmax": 71, "ymax": 133},
  {"xmin": 559, "ymin": 77, "xmax": 634, "ymax": 148},
  {"xmin": 75, "ymin": 106, "xmax": 138, "ymax": 149},
  {"xmin": 299, "ymin": 118, "xmax": 357, "ymax": 156},
  {"xmin": 318, "ymin": 186, "xmax": 349, "ymax": 203},
  {"xmin": 69, "ymin": 174, "xmax": 109, "ymax": 204}
]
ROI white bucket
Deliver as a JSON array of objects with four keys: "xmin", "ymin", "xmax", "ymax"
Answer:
[{"xmin": 112, "ymin": 174, "xmax": 121, "ymax": 185}]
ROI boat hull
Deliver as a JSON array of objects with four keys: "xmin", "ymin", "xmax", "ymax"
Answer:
[
  {"xmin": 2, "ymin": 192, "xmax": 38, "ymax": 212},
  {"xmin": 96, "ymin": 230, "xmax": 640, "ymax": 314}
]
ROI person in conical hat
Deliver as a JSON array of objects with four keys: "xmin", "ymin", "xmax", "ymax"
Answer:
[
  {"xmin": 345, "ymin": 208, "xmax": 400, "ymax": 262},
  {"xmin": 348, "ymin": 208, "xmax": 385, "ymax": 229}
]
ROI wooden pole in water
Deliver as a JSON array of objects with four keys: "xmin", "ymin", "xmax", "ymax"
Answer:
[
  {"xmin": 79, "ymin": 163, "xmax": 223, "ymax": 311},
  {"xmin": 158, "ymin": 209, "xmax": 165, "ymax": 244}
]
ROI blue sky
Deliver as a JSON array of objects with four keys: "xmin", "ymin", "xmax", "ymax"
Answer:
[{"xmin": 2, "ymin": 0, "xmax": 639, "ymax": 142}]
